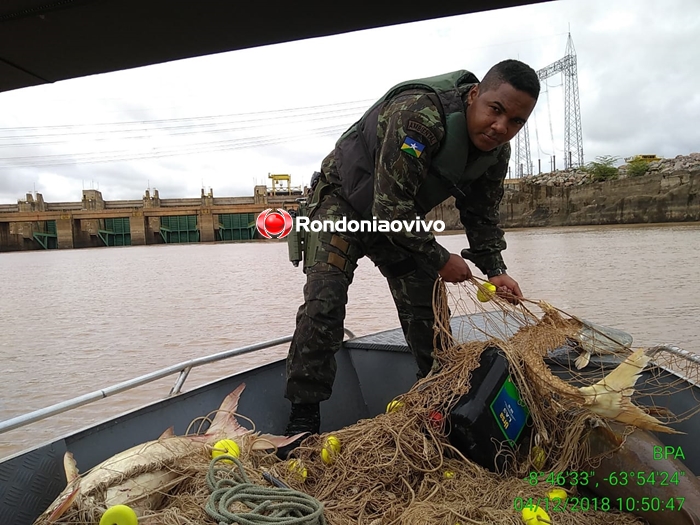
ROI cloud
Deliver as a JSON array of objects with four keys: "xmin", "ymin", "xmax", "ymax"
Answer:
[{"xmin": 0, "ymin": 0, "xmax": 698, "ymax": 202}]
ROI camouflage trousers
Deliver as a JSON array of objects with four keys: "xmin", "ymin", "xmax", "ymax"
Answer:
[{"xmin": 285, "ymin": 187, "xmax": 445, "ymax": 405}]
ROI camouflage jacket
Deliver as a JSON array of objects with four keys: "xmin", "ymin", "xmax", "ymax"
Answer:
[{"xmin": 321, "ymin": 86, "xmax": 509, "ymax": 275}]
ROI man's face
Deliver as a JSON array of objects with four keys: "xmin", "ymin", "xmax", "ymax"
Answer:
[{"xmin": 466, "ymin": 82, "xmax": 537, "ymax": 152}]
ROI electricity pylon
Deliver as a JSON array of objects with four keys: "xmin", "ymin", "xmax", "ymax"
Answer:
[{"xmin": 511, "ymin": 33, "xmax": 584, "ymax": 176}]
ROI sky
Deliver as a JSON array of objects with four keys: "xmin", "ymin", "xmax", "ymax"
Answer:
[{"xmin": 0, "ymin": 0, "xmax": 698, "ymax": 204}]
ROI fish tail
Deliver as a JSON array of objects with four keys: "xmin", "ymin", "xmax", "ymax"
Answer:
[
  {"xmin": 595, "ymin": 347, "xmax": 650, "ymax": 393},
  {"xmin": 206, "ymin": 383, "xmax": 247, "ymax": 437},
  {"xmin": 580, "ymin": 348, "xmax": 679, "ymax": 433}
]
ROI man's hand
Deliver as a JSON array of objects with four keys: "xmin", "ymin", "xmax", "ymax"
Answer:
[
  {"xmin": 439, "ymin": 254, "xmax": 473, "ymax": 283},
  {"xmin": 489, "ymin": 273, "xmax": 523, "ymax": 304}
]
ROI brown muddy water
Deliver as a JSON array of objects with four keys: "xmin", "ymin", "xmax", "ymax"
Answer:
[{"xmin": 1, "ymin": 222, "xmax": 699, "ymax": 460}]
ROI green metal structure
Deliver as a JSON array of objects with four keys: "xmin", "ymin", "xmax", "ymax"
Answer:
[
  {"xmin": 160, "ymin": 216, "xmax": 199, "ymax": 244},
  {"xmin": 98, "ymin": 218, "xmax": 131, "ymax": 246},
  {"xmin": 217, "ymin": 213, "xmax": 257, "ymax": 241},
  {"xmin": 32, "ymin": 220, "xmax": 57, "ymax": 250}
]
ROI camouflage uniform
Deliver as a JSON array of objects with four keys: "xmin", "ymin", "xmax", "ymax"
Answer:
[{"xmin": 285, "ymin": 84, "xmax": 511, "ymax": 405}]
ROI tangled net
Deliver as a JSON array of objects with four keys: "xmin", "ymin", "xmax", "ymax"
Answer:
[
  {"xmin": 266, "ymin": 279, "xmax": 700, "ymax": 524},
  {"xmin": 41, "ymin": 279, "xmax": 700, "ymax": 525}
]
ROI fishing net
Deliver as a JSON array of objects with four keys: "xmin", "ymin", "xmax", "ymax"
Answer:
[
  {"xmin": 40, "ymin": 278, "xmax": 700, "ymax": 525},
  {"xmin": 264, "ymin": 279, "xmax": 700, "ymax": 524}
]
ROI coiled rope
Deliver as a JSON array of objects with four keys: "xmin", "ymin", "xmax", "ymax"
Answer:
[{"xmin": 205, "ymin": 455, "xmax": 327, "ymax": 525}]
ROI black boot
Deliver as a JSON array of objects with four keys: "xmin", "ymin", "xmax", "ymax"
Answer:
[{"xmin": 276, "ymin": 403, "xmax": 320, "ymax": 460}]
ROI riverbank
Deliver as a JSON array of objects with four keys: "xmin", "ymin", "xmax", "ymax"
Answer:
[
  {"xmin": 501, "ymin": 170, "xmax": 700, "ymax": 228},
  {"xmin": 427, "ymin": 154, "xmax": 700, "ymax": 229}
]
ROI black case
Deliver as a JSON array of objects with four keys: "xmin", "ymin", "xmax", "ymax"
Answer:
[{"xmin": 448, "ymin": 345, "xmax": 531, "ymax": 472}]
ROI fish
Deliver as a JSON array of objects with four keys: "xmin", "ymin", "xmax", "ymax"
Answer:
[
  {"xmin": 579, "ymin": 347, "xmax": 677, "ymax": 433},
  {"xmin": 575, "ymin": 347, "xmax": 699, "ymax": 524},
  {"xmin": 36, "ymin": 383, "xmax": 304, "ymax": 523},
  {"xmin": 585, "ymin": 421, "xmax": 700, "ymax": 525},
  {"xmin": 535, "ymin": 344, "xmax": 676, "ymax": 433}
]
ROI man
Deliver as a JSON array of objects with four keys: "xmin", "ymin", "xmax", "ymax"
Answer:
[{"xmin": 280, "ymin": 59, "xmax": 539, "ymax": 455}]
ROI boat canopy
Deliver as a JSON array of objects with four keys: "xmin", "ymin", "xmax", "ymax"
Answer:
[{"xmin": 0, "ymin": 0, "xmax": 552, "ymax": 94}]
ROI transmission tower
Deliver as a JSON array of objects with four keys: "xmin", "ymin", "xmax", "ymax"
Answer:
[
  {"xmin": 513, "ymin": 122, "xmax": 531, "ymax": 177},
  {"xmin": 511, "ymin": 33, "xmax": 584, "ymax": 175}
]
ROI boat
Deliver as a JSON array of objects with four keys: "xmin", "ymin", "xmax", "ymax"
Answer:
[
  {"xmin": 2, "ymin": 309, "xmax": 699, "ymax": 525},
  {"xmin": 2, "ymin": 2, "xmax": 697, "ymax": 524}
]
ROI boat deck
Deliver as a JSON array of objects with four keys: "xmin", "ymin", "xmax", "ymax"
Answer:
[{"xmin": 1, "ymin": 311, "xmax": 698, "ymax": 525}]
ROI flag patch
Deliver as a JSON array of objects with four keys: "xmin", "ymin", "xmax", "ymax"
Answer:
[{"xmin": 401, "ymin": 137, "xmax": 425, "ymax": 158}]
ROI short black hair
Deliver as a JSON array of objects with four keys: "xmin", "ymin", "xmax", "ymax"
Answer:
[{"xmin": 480, "ymin": 59, "xmax": 540, "ymax": 101}]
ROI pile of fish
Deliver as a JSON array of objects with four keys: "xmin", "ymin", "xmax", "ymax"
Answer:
[{"xmin": 35, "ymin": 383, "xmax": 303, "ymax": 524}]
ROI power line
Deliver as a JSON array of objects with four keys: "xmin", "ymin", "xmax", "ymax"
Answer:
[
  {"xmin": 0, "ymin": 98, "xmax": 375, "ymax": 134},
  {"xmin": 532, "ymin": 105, "xmax": 550, "ymax": 158},
  {"xmin": 0, "ymin": 124, "xmax": 350, "ymax": 169},
  {"xmin": 0, "ymin": 107, "xmax": 365, "ymax": 147},
  {"xmin": 0, "ymin": 97, "xmax": 371, "ymax": 166},
  {"xmin": 544, "ymin": 80, "xmax": 557, "ymax": 154}
]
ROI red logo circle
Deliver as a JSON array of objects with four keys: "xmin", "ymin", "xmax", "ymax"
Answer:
[
  {"xmin": 256, "ymin": 209, "xmax": 293, "ymax": 239},
  {"xmin": 264, "ymin": 212, "xmax": 286, "ymax": 236}
]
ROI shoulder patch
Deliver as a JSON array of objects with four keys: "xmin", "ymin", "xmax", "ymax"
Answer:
[
  {"xmin": 401, "ymin": 137, "xmax": 425, "ymax": 158},
  {"xmin": 407, "ymin": 120, "xmax": 438, "ymax": 146}
]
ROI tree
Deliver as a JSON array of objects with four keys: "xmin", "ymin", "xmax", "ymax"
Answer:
[
  {"xmin": 584, "ymin": 155, "xmax": 619, "ymax": 181},
  {"xmin": 627, "ymin": 158, "xmax": 649, "ymax": 177}
]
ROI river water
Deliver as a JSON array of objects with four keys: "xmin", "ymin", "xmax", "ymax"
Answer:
[{"xmin": 1, "ymin": 223, "xmax": 699, "ymax": 460}]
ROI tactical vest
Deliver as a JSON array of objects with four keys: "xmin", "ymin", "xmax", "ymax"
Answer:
[{"xmin": 333, "ymin": 70, "xmax": 503, "ymax": 218}]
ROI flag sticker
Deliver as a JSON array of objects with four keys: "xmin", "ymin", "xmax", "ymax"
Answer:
[{"xmin": 401, "ymin": 137, "xmax": 425, "ymax": 158}]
